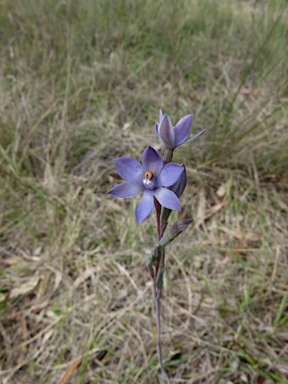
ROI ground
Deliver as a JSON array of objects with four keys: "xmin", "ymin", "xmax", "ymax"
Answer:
[{"xmin": 0, "ymin": 1, "xmax": 287, "ymax": 383}]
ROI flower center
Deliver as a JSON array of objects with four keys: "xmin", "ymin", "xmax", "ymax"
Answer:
[{"xmin": 143, "ymin": 171, "xmax": 155, "ymax": 189}]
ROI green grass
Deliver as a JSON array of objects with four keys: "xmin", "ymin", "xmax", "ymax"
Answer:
[{"xmin": 0, "ymin": 0, "xmax": 288, "ymax": 383}]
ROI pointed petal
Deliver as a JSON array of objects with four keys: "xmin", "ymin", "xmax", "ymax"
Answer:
[
  {"xmin": 158, "ymin": 114, "xmax": 175, "ymax": 149},
  {"xmin": 174, "ymin": 114, "xmax": 193, "ymax": 147},
  {"xmin": 135, "ymin": 190, "xmax": 154, "ymax": 223},
  {"xmin": 156, "ymin": 163, "xmax": 184, "ymax": 187},
  {"xmin": 142, "ymin": 146, "xmax": 163, "ymax": 177},
  {"xmin": 159, "ymin": 108, "xmax": 163, "ymax": 123},
  {"xmin": 107, "ymin": 182, "xmax": 144, "ymax": 198},
  {"xmin": 185, "ymin": 129, "xmax": 206, "ymax": 143},
  {"xmin": 154, "ymin": 188, "xmax": 181, "ymax": 211},
  {"xmin": 154, "ymin": 123, "xmax": 159, "ymax": 135},
  {"xmin": 114, "ymin": 157, "xmax": 143, "ymax": 183}
]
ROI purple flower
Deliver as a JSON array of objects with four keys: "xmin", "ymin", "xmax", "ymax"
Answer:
[
  {"xmin": 107, "ymin": 146, "xmax": 184, "ymax": 223},
  {"xmin": 155, "ymin": 109, "xmax": 205, "ymax": 150},
  {"xmin": 169, "ymin": 164, "xmax": 187, "ymax": 198}
]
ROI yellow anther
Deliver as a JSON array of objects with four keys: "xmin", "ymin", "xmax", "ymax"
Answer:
[{"xmin": 145, "ymin": 171, "xmax": 153, "ymax": 180}]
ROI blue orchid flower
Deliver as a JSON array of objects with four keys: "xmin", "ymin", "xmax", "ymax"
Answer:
[
  {"xmin": 155, "ymin": 109, "xmax": 205, "ymax": 150},
  {"xmin": 107, "ymin": 146, "xmax": 184, "ymax": 223}
]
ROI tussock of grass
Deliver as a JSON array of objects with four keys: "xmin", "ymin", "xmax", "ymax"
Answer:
[{"xmin": 0, "ymin": 0, "xmax": 288, "ymax": 383}]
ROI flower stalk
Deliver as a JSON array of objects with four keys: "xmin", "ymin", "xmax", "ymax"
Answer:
[{"xmin": 107, "ymin": 109, "xmax": 204, "ymax": 382}]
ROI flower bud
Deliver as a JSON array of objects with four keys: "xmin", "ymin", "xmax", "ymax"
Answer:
[{"xmin": 169, "ymin": 164, "xmax": 187, "ymax": 198}]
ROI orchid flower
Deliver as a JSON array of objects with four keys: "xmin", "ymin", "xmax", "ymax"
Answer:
[
  {"xmin": 107, "ymin": 146, "xmax": 184, "ymax": 223},
  {"xmin": 155, "ymin": 109, "xmax": 205, "ymax": 150}
]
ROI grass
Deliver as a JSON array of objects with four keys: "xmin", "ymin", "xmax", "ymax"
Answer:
[{"xmin": 0, "ymin": 0, "xmax": 288, "ymax": 383}]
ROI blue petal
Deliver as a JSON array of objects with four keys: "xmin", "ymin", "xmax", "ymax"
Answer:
[
  {"xmin": 156, "ymin": 163, "xmax": 184, "ymax": 187},
  {"xmin": 158, "ymin": 114, "xmax": 175, "ymax": 149},
  {"xmin": 154, "ymin": 123, "xmax": 159, "ymax": 135},
  {"xmin": 107, "ymin": 182, "xmax": 144, "ymax": 198},
  {"xmin": 114, "ymin": 157, "xmax": 143, "ymax": 183},
  {"xmin": 158, "ymin": 109, "xmax": 163, "ymax": 123},
  {"xmin": 142, "ymin": 146, "xmax": 163, "ymax": 177},
  {"xmin": 174, "ymin": 114, "xmax": 193, "ymax": 147},
  {"xmin": 135, "ymin": 189, "xmax": 154, "ymax": 223},
  {"xmin": 154, "ymin": 188, "xmax": 181, "ymax": 211},
  {"xmin": 185, "ymin": 129, "xmax": 206, "ymax": 143}
]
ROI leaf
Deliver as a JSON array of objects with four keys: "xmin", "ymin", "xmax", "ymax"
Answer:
[
  {"xmin": 9, "ymin": 277, "xmax": 39, "ymax": 299},
  {"xmin": 159, "ymin": 218, "xmax": 193, "ymax": 249}
]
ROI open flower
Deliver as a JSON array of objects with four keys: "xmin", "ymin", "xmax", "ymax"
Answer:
[
  {"xmin": 107, "ymin": 146, "xmax": 184, "ymax": 223},
  {"xmin": 155, "ymin": 109, "xmax": 205, "ymax": 150}
]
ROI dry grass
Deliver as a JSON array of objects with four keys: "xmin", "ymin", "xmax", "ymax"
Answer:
[{"xmin": 0, "ymin": 0, "xmax": 288, "ymax": 383}]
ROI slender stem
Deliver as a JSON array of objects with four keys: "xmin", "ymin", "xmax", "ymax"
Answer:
[
  {"xmin": 154, "ymin": 198, "xmax": 162, "ymax": 240},
  {"xmin": 150, "ymin": 202, "xmax": 171, "ymax": 383},
  {"xmin": 163, "ymin": 148, "xmax": 173, "ymax": 164},
  {"xmin": 153, "ymin": 277, "xmax": 171, "ymax": 384}
]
